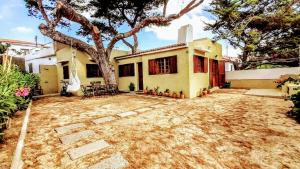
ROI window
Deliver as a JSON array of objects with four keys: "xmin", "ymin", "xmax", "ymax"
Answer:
[
  {"xmin": 63, "ymin": 66, "xmax": 69, "ymax": 79},
  {"xmin": 86, "ymin": 64, "xmax": 102, "ymax": 78},
  {"xmin": 193, "ymin": 55, "xmax": 208, "ymax": 73},
  {"xmin": 28, "ymin": 63, "xmax": 33, "ymax": 73},
  {"xmin": 119, "ymin": 63, "xmax": 134, "ymax": 77},
  {"xmin": 149, "ymin": 56, "xmax": 177, "ymax": 75}
]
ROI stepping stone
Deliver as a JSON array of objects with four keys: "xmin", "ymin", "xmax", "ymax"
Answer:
[
  {"xmin": 60, "ymin": 130, "xmax": 95, "ymax": 144},
  {"xmin": 93, "ymin": 116, "xmax": 115, "ymax": 124},
  {"xmin": 135, "ymin": 107, "xmax": 152, "ymax": 113},
  {"xmin": 68, "ymin": 140, "xmax": 110, "ymax": 160},
  {"xmin": 117, "ymin": 111, "xmax": 137, "ymax": 117},
  {"xmin": 163, "ymin": 102, "xmax": 175, "ymax": 105},
  {"xmin": 88, "ymin": 152, "xmax": 129, "ymax": 169},
  {"xmin": 55, "ymin": 123, "xmax": 86, "ymax": 135},
  {"xmin": 150, "ymin": 104, "xmax": 165, "ymax": 109}
]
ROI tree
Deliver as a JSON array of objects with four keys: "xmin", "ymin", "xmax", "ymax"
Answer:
[
  {"xmin": 25, "ymin": 0, "xmax": 203, "ymax": 85},
  {"xmin": 0, "ymin": 43, "xmax": 9, "ymax": 54},
  {"xmin": 205, "ymin": 0, "xmax": 300, "ymax": 66}
]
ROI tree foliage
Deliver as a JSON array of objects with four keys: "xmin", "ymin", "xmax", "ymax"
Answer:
[
  {"xmin": 0, "ymin": 43, "xmax": 9, "ymax": 54},
  {"xmin": 205, "ymin": 0, "xmax": 300, "ymax": 63}
]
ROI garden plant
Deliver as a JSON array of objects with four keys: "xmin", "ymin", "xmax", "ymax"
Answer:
[{"xmin": 0, "ymin": 57, "xmax": 39, "ymax": 141}]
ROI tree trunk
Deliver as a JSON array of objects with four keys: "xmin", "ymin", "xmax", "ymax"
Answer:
[{"xmin": 93, "ymin": 53, "xmax": 117, "ymax": 85}]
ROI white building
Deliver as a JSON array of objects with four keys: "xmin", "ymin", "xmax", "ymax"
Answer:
[
  {"xmin": 0, "ymin": 38, "xmax": 48, "ymax": 58},
  {"xmin": 223, "ymin": 56, "xmax": 238, "ymax": 71},
  {"xmin": 25, "ymin": 44, "xmax": 56, "ymax": 73}
]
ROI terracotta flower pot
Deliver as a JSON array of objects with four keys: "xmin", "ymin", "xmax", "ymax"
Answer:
[{"xmin": 180, "ymin": 94, "xmax": 185, "ymax": 99}]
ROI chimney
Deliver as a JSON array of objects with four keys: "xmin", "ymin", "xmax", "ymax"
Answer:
[{"xmin": 177, "ymin": 24, "xmax": 193, "ymax": 44}]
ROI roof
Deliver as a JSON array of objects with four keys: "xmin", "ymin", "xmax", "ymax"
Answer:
[
  {"xmin": 0, "ymin": 38, "xmax": 48, "ymax": 47},
  {"xmin": 114, "ymin": 43, "xmax": 187, "ymax": 60}
]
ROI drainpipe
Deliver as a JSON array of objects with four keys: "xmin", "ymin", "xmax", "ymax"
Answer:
[{"xmin": 298, "ymin": 45, "xmax": 300, "ymax": 67}]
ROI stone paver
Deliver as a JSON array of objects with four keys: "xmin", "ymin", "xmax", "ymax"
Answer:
[
  {"xmin": 117, "ymin": 111, "xmax": 137, "ymax": 117},
  {"xmin": 59, "ymin": 130, "xmax": 95, "ymax": 145},
  {"xmin": 55, "ymin": 123, "xmax": 86, "ymax": 135},
  {"xmin": 88, "ymin": 152, "xmax": 129, "ymax": 169},
  {"xmin": 93, "ymin": 116, "xmax": 115, "ymax": 124},
  {"xmin": 68, "ymin": 140, "xmax": 110, "ymax": 160},
  {"xmin": 150, "ymin": 104, "xmax": 165, "ymax": 109},
  {"xmin": 135, "ymin": 107, "xmax": 152, "ymax": 113}
]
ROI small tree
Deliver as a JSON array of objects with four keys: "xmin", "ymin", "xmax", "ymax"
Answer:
[{"xmin": 25, "ymin": 0, "xmax": 204, "ymax": 85}]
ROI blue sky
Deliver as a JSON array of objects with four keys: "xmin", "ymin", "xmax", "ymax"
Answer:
[{"xmin": 0, "ymin": 0, "xmax": 241, "ymax": 56}]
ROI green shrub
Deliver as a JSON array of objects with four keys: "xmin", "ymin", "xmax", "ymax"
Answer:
[
  {"xmin": 288, "ymin": 92, "xmax": 300, "ymax": 122},
  {"xmin": 0, "ymin": 64, "xmax": 39, "ymax": 141}
]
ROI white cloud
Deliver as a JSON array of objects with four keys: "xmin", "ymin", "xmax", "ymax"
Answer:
[
  {"xmin": 11, "ymin": 26, "xmax": 34, "ymax": 33},
  {"xmin": 145, "ymin": 0, "xmax": 242, "ymax": 57},
  {"xmin": 145, "ymin": 0, "xmax": 214, "ymax": 41}
]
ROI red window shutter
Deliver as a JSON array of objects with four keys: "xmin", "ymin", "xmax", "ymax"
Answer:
[
  {"xmin": 204, "ymin": 57, "xmax": 208, "ymax": 73},
  {"xmin": 148, "ymin": 59, "xmax": 155, "ymax": 75},
  {"xmin": 193, "ymin": 55, "xmax": 198, "ymax": 73},
  {"xmin": 170, "ymin": 56, "xmax": 177, "ymax": 73}
]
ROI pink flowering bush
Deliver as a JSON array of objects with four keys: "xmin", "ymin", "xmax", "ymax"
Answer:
[{"xmin": 15, "ymin": 87, "xmax": 30, "ymax": 97}]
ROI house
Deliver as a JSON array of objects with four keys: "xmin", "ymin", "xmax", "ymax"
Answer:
[
  {"xmin": 223, "ymin": 56, "xmax": 236, "ymax": 71},
  {"xmin": 55, "ymin": 25, "xmax": 225, "ymax": 98},
  {"xmin": 25, "ymin": 45, "xmax": 56, "ymax": 73},
  {"xmin": 55, "ymin": 42, "xmax": 129, "ymax": 93},
  {"xmin": 24, "ymin": 45, "xmax": 58, "ymax": 94},
  {"xmin": 0, "ymin": 38, "xmax": 48, "ymax": 57},
  {"xmin": 0, "ymin": 38, "xmax": 50, "ymax": 71}
]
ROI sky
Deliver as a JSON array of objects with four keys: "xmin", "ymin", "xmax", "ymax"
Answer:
[{"xmin": 0, "ymin": 0, "xmax": 241, "ymax": 57}]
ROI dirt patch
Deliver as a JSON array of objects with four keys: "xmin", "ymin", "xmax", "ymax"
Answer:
[
  {"xmin": 0, "ymin": 110, "xmax": 26, "ymax": 169},
  {"xmin": 21, "ymin": 92, "xmax": 300, "ymax": 169}
]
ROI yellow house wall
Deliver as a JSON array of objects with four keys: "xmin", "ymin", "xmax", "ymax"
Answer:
[
  {"xmin": 115, "ymin": 57, "xmax": 142, "ymax": 91},
  {"xmin": 56, "ymin": 47, "xmax": 128, "ymax": 96},
  {"xmin": 141, "ymin": 48, "xmax": 190, "ymax": 98},
  {"xmin": 187, "ymin": 39, "xmax": 223, "ymax": 98}
]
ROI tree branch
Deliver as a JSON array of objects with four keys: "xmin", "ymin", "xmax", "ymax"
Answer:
[
  {"xmin": 39, "ymin": 23, "xmax": 98, "ymax": 58},
  {"xmin": 37, "ymin": 0, "xmax": 50, "ymax": 24},
  {"xmin": 55, "ymin": 0, "xmax": 106, "ymax": 60},
  {"xmin": 107, "ymin": 0, "xmax": 204, "ymax": 53},
  {"xmin": 163, "ymin": 0, "xmax": 169, "ymax": 17}
]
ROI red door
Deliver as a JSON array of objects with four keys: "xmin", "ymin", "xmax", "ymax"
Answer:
[
  {"xmin": 218, "ymin": 60, "xmax": 225, "ymax": 87},
  {"xmin": 209, "ymin": 59, "xmax": 219, "ymax": 87},
  {"xmin": 138, "ymin": 62, "xmax": 143, "ymax": 90}
]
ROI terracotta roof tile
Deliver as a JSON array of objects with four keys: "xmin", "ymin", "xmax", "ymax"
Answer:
[{"xmin": 115, "ymin": 43, "xmax": 187, "ymax": 60}]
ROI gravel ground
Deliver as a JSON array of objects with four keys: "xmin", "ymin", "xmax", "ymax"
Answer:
[
  {"xmin": 14, "ymin": 91, "xmax": 300, "ymax": 169},
  {"xmin": 0, "ymin": 111, "xmax": 25, "ymax": 169}
]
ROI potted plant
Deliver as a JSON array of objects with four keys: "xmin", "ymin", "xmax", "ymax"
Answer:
[
  {"xmin": 149, "ymin": 89, "xmax": 154, "ymax": 95},
  {"xmin": 154, "ymin": 86, "xmax": 159, "ymax": 96},
  {"xmin": 172, "ymin": 92, "xmax": 178, "ymax": 98},
  {"xmin": 144, "ymin": 86, "xmax": 148, "ymax": 94},
  {"xmin": 164, "ymin": 89, "xmax": 170, "ymax": 97},
  {"xmin": 158, "ymin": 91, "xmax": 163, "ymax": 96},
  {"xmin": 179, "ymin": 91, "xmax": 185, "ymax": 99},
  {"xmin": 199, "ymin": 88, "xmax": 203, "ymax": 97},
  {"xmin": 202, "ymin": 88, "xmax": 208, "ymax": 96},
  {"xmin": 207, "ymin": 86, "xmax": 212, "ymax": 94},
  {"xmin": 129, "ymin": 82, "xmax": 135, "ymax": 92}
]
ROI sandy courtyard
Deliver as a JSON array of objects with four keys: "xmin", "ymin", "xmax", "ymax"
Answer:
[{"xmin": 19, "ymin": 91, "xmax": 300, "ymax": 169}]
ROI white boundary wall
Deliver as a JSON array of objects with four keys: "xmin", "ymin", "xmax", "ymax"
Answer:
[{"xmin": 226, "ymin": 67, "xmax": 300, "ymax": 80}]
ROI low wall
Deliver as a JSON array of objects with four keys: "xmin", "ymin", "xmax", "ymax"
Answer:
[{"xmin": 226, "ymin": 67, "xmax": 300, "ymax": 89}]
